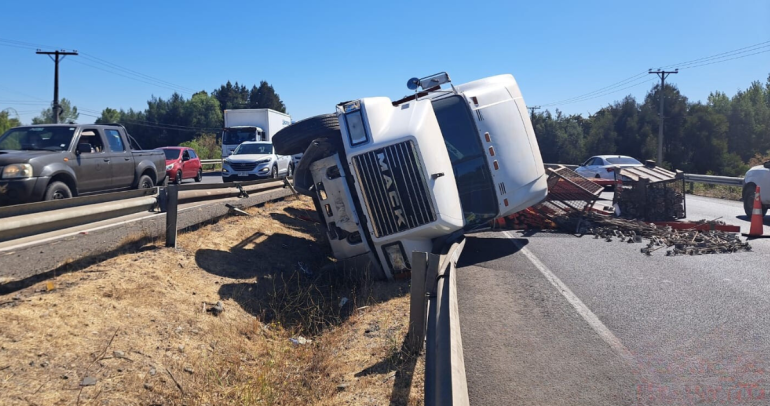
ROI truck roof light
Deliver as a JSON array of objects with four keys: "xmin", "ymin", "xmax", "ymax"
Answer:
[
  {"xmin": 489, "ymin": 146, "xmax": 495, "ymax": 156},
  {"xmin": 493, "ymin": 160, "xmax": 499, "ymax": 170},
  {"xmin": 484, "ymin": 132, "xmax": 491, "ymax": 142}
]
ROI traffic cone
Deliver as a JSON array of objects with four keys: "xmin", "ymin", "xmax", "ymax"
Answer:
[{"xmin": 744, "ymin": 186, "xmax": 766, "ymax": 238}]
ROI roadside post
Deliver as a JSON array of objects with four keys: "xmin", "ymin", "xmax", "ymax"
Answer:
[{"xmin": 165, "ymin": 185, "xmax": 178, "ymax": 248}]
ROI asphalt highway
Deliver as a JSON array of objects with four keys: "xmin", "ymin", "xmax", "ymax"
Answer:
[{"xmin": 458, "ymin": 194, "xmax": 770, "ymax": 405}]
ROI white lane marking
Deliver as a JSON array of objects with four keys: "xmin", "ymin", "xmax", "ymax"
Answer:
[
  {"xmin": 0, "ymin": 203, "xmax": 211, "ymax": 252},
  {"xmin": 503, "ymin": 231, "xmax": 636, "ymax": 367}
]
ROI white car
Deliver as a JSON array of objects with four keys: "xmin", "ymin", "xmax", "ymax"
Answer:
[
  {"xmin": 221, "ymin": 141, "xmax": 293, "ymax": 181},
  {"xmin": 575, "ymin": 155, "xmax": 643, "ymax": 180}
]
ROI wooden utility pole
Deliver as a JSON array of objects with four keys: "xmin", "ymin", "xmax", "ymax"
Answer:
[
  {"xmin": 527, "ymin": 105, "xmax": 541, "ymax": 117},
  {"xmin": 36, "ymin": 49, "xmax": 78, "ymax": 123},
  {"xmin": 648, "ymin": 69, "xmax": 678, "ymax": 165}
]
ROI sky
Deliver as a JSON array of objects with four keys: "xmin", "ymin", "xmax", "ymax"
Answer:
[{"xmin": 1, "ymin": 0, "xmax": 769, "ymax": 125}]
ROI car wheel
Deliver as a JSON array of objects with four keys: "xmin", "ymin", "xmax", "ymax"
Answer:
[
  {"xmin": 175, "ymin": 170, "xmax": 183, "ymax": 184},
  {"xmin": 44, "ymin": 181, "xmax": 72, "ymax": 201},
  {"xmin": 271, "ymin": 165, "xmax": 278, "ymax": 179},
  {"xmin": 272, "ymin": 113, "xmax": 342, "ymax": 156},
  {"xmin": 195, "ymin": 169, "xmax": 202, "ymax": 182},
  {"xmin": 743, "ymin": 184, "xmax": 768, "ymax": 218},
  {"xmin": 286, "ymin": 164, "xmax": 293, "ymax": 178},
  {"xmin": 138, "ymin": 174, "xmax": 154, "ymax": 189}
]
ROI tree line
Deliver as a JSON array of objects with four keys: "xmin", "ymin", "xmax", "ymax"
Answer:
[{"xmin": 534, "ymin": 73, "xmax": 770, "ymax": 176}]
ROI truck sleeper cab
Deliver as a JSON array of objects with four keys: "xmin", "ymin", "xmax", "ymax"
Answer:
[{"xmin": 283, "ymin": 73, "xmax": 547, "ymax": 280}]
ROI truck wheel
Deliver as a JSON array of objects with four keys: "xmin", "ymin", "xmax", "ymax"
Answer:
[
  {"xmin": 175, "ymin": 170, "xmax": 183, "ymax": 184},
  {"xmin": 743, "ymin": 183, "xmax": 768, "ymax": 218},
  {"xmin": 195, "ymin": 169, "xmax": 203, "ymax": 182},
  {"xmin": 273, "ymin": 113, "xmax": 341, "ymax": 155},
  {"xmin": 138, "ymin": 174, "xmax": 154, "ymax": 189},
  {"xmin": 44, "ymin": 181, "xmax": 72, "ymax": 201}
]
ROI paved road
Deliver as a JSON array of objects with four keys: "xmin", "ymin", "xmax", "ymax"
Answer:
[{"xmin": 458, "ymin": 194, "xmax": 770, "ymax": 405}]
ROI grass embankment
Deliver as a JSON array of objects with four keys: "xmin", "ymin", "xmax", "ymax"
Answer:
[
  {"xmin": 0, "ymin": 197, "xmax": 424, "ymax": 405},
  {"xmin": 687, "ymin": 183, "xmax": 742, "ymax": 201}
]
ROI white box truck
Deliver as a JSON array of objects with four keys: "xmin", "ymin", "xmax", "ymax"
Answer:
[
  {"xmin": 221, "ymin": 109, "xmax": 292, "ymax": 158},
  {"xmin": 273, "ymin": 72, "xmax": 547, "ymax": 280}
]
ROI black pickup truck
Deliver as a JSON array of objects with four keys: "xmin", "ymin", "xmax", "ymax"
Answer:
[{"xmin": 0, "ymin": 124, "xmax": 167, "ymax": 205}]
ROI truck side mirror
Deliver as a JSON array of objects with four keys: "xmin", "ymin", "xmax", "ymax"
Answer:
[{"xmin": 76, "ymin": 143, "xmax": 92, "ymax": 155}]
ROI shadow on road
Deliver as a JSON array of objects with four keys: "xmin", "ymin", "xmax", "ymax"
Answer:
[
  {"xmin": 735, "ymin": 214, "xmax": 770, "ymax": 225},
  {"xmin": 458, "ymin": 236, "xmax": 529, "ymax": 268}
]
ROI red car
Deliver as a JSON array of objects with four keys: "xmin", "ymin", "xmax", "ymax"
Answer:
[{"xmin": 160, "ymin": 147, "xmax": 202, "ymax": 184}]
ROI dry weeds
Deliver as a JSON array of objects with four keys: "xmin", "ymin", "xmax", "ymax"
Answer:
[
  {"xmin": 0, "ymin": 197, "xmax": 424, "ymax": 405},
  {"xmin": 688, "ymin": 183, "xmax": 742, "ymax": 201}
]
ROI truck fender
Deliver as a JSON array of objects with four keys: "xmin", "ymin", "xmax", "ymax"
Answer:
[
  {"xmin": 37, "ymin": 163, "xmax": 78, "ymax": 194},
  {"xmin": 134, "ymin": 160, "xmax": 158, "ymax": 187}
]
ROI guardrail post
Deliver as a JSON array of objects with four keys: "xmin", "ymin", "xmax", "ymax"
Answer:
[
  {"xmin": 688, "ymin": 181, "xmax": 694, "ymax": 193},
  {"xmin": 165, "ymin": 184, "xmax": 178, "ymax": 248},
  {"xmin": 408, "ymin": 251, "xmax": 429, "ymax": 353}
]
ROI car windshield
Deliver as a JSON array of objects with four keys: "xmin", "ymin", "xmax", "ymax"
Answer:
[
  {"xmin": 606, "ymin": 157, "xmax": 641, "ymax": 165},
  {"xmin": 431, "ymin": 95, "xmax": 498, "ymax": 226},
  {"xmin": 223, "ymin": 128, "xmax": 257, "ymax": 145},
  {"xmin": 0, "ymin": 126, "xmax": 76, "ymax": 151},
  {"xmin": 162, "ymin": 149, "xmax": 181, "ymax": 160},
  {"xmin": 234, "ymin": 144, "xmax": 272, "ymax": 155}
]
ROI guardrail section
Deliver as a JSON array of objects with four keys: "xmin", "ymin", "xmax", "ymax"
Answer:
[{"xmin": 410, "ymin": 237, "xmax": 469, "ymax": 406}]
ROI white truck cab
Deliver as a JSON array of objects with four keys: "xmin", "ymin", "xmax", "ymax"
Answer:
[
  {"xmin": 278, "ymin": 73, "xmax": 547, "ymax": 279},
  {"xmin": 743, "ymin": 163, "xmax": 770, "ymax": 217}
]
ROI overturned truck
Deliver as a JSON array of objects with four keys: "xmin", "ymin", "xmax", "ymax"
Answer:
[{"xmin": 273, "ymin": 73, "xmax": 547, "ymax": 280}]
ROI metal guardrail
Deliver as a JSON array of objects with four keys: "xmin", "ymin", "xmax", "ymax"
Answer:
[
  {"xmin": 200, "ymin": 159, "xmax": 221, "ymax": 165},
  {"xmin": 544, "ymin": 163, "xmax": 744, "ymax": 187},
  {"xmin": 410, "ymin": 236, "xmax": 469, "ymax": 406},
  {"xmin": 0, "ymin": 178, "xmax": 293, "ymax": 243}
]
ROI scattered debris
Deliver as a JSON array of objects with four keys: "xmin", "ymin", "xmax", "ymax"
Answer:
[
  {"xmin": 80, "ymin": 376, "xmax": 97, "ymax": 386},
  {"xmin": 289, "ymin": 336, "xmax": 312, "ymax": 345},
  {"xmin": 184, "ymin": 366, "xmax": 194, "ymax": 374},
  {"xmin": 337, "ymin": 383, "xmax": 349, "ymax": 391},
  {"xmin": 144, "ymin": 383, "xmax": 153, "ymax": 391},
  {"xmin": 113, "ymin": 350, "xmax": 125, "ymax": 359},
  {"xmin": 149, "ymin": 367, "xmax": 156, "ymax": 376},
  {"xmin": 339, "ymin": 297, "xmax": 349, "ymax": 308},
  {"xmin": 166, "ymin": 367, "xmax": 185, "ymax": 395},
  {"xmin": 206, "ymin": 301, "xmax": 224, "ymax": 316},
  {"xmin": 226, "ymin": 203, "xmax": 251, "ymax": 216}
]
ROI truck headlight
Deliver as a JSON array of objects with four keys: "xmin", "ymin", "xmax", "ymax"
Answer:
[
  {"xmin": 165, "ymin": 164, "xmax": 174, "ymax": 171},
  {"xmin": 382, "ymin": 243, "xmax": 410, "ymax": 273},
  {"xmin": 2, "ymin": 164, "xmax": 33, "ymax": 179},
  {"xmin": 345, "ymin": 110, "xmax": 368, "ymax": 146}
]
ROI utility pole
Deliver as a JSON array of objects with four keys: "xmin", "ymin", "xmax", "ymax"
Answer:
[
  {"xmin": 36, "ymin": 49, "xmax": 78, "ymax": 124},
  {"xmin": 528, "ymin": 105, "xmax": 541, "ymax": 117},
  {"xmin": 648, "ymin": 68, "xmax": 678, "ymax": 166}
]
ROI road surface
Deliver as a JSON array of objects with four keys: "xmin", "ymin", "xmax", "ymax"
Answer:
[{"xmin": 458, "ymin": 194, "xmax": 770, "ymax": 405}]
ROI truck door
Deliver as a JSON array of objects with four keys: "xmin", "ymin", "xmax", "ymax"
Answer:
[
  {"xmin": 105, "ymin": 128, "xmax": 134, "ymax": 188},
  {"xmin": 70, "ymin": 128, "xmax": 113, "ymax": 192}
]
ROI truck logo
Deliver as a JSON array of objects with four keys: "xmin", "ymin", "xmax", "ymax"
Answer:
[{"xmin": 377, "ymin": 153, "xmax": 407, "ymax": 228}]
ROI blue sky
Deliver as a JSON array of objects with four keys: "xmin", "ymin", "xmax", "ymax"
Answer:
[{"xmin": 1, "ymin": 0, "xmax": 768, "ymax": 125}]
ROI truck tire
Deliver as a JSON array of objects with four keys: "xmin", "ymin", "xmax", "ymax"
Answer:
[
  {"xmin": 743, "ymin": 183, "xmax": 768, "ymax": 218},
  {"xmin": 138, "ymin": 174, "xmax": 154, "ymax": 189},
  {"xmin": 273, "ymin": 113, "xmax": 341, "ymax": 155},
  {"xmin": 44, "ymin": 181, "xmax": 72, "ymax": 201}
]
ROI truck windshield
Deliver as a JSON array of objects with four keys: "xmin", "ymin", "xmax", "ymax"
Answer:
[
  {"xmin": 431, "ymin": 96, "xmax": 498, "ymax": 226},
  {"xmin": 223, "ymin": 128, "xmax": 257, "ymax": 145},
  {"xmin": 234, "ymin": 144, "xmax": 272, "ymax": 155},
  {"xmin": 0, "ymin": 126, "xmax": 76, "ymax": 151}
]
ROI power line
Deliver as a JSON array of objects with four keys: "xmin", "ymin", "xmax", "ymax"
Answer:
[
  {"xmin": 69, "ymin": 59, "xmax": 191, "ymax": 94},
  {"xmin": 540, "ymin": 72, "xmax": 649, "ymax": 107},
  {"xmin": 79, "ymin": 53, "xmax": 199, "ymax": 94},
  {"xmin": 661, "ymin": 41, "xmax": 770, "ymax": 69}
]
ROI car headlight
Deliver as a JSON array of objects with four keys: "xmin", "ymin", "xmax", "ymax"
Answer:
[
  {"xmin": 2, "ymin": 164, "xmax": 33, "ymax": 179},
  {"xmin": 256, "ymin": 158, "xmax": 271, "ymax": 164},
  {"xmin": 165, "ymin": 164, "xmax": 174, "ymax": 171}
]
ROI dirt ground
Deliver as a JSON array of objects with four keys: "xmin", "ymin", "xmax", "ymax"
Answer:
[{"xmin": 0, "ymin": 196, "xmax": 424, "ymax": 405}]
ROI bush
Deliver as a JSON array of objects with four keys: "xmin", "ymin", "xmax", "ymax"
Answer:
[{"xmin": 179, "ymin": 133, "xmax": 220, "ymax": 160}]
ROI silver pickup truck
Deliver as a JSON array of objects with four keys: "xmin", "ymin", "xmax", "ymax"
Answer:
[{"xmin": 0, "ymin": 124, "xmax": 167, "ymax": 205}]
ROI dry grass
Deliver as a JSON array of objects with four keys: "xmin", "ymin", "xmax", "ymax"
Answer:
[
  {"xmin": 688, "ymin": 183, "xmax": 742, "ymax": 201},
  {"xmin": 0, "ymin": 197, "xmax": 424, "ymax": 405}
]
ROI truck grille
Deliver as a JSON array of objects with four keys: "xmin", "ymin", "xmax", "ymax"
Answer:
[
  {"xmin": 351, "ymin": 141, "xmax": 436, "ymax": 237},
  {"xmin": 230, "ymin": 162, "xmax": 258, "ymax": 171}
]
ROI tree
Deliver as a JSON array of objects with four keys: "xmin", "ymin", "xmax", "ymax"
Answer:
[
  {"xmin": 32, "ymin": 98, "xmax": 79, "ymax": 124},
  {"xmin": 0, "ymin": 110, "xmax": 21, "ymax": 134},
  {"xmin": 95, "ymin": 108, "xmax": 121, "ymax": 124},
  {"xmin": 249, "ymin": 81, "xmax": 287, "ymax": 112}
]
